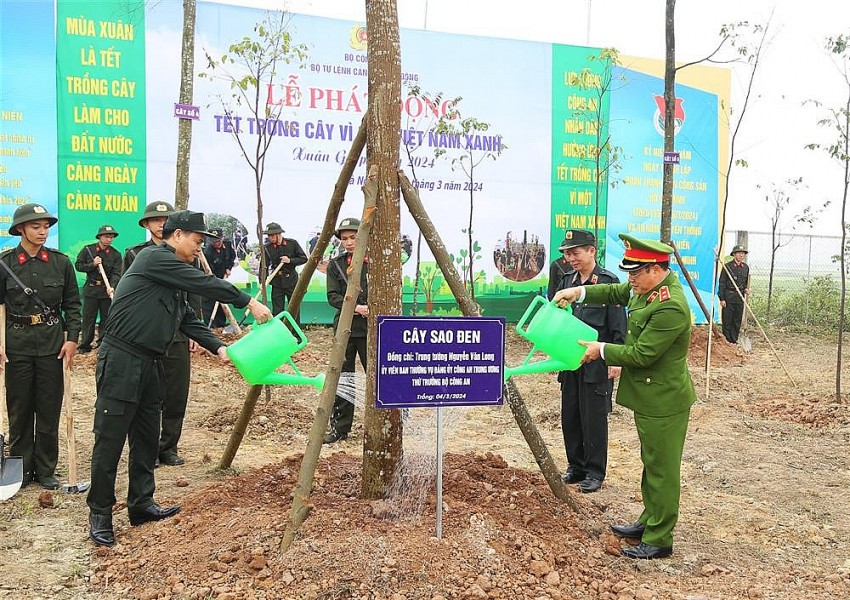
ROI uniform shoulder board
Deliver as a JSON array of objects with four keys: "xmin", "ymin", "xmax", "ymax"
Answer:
[
  {"xmin": 647, "ymin": 291, "xmax": 659, "ymax": 303},
  {"xmin": 0, "ymin": 248, "xmax": 14, "ymax": 259},
  {"xmin": 658, "ymin": 286, "xmax": 671, "ymax": 302},
  {"xmin": 597, "ymin": 268, "xmax": 619, "ymax": 281},
  {"xmin": 45, "ymin": 246, "xmax": 65, "ymax": 255}
]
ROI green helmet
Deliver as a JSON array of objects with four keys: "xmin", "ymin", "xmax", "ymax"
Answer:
[
  {"xmin": 8, "ymin": 203, "xmax": 58, "ymax": 236},
  {"xmin": 334, "ymin": 217, "xmax": 360, "ymax": 238},
  {"xmin": 96, "ymin": 224, "xmax": 119, "ymax": 238},
  {"xmin": 138, "ymin": 201, "xmax": 174, "ymax": 227}
]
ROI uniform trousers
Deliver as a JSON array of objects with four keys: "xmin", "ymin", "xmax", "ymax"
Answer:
[
  {"xmin": 79, "ymin": 295, "xmax": 111, "ymax": 349},
  {"xmin": 721, "ymin": 301, "xmax": 745, "ymax": 343},
  {"xmin": 271, "ymin": 285, "xmax": 297, "ymax": 322},
  {"xmin": 159, "ymin": 339, "xmax": 190, "ymax": 459},
  {"xmin": 5, "ymin": 353, "xmax": 64, "ymax": 480},
  {"xmin": 330, "ymin": 337, "xmax": 367, "ymax": 436},
  {"xmin": 87, "ymin": 341, "xmax": 164, "ymax": 515},
  {"xmin": 634, "ymin": 408, "xmax": 691, "ymax": 548},
  {"xmin": 560, "ymin": 369, "xmax": 611, "ymax": 481}
]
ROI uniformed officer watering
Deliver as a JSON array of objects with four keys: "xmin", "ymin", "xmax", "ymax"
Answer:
[
  {"xmin": 553, "ymin": 233, "xmax": 696, "ymax": 560},
  {"xmin": 0, "ymin": 204, "xmax": 82, "ymax": 490},
  {"xmin": 75, "ymin": 224, "xmax": 122, "ymax": 352},
  {"xmin": 86, "ymin": 210, "xmax": 272, "ymax": 547}
]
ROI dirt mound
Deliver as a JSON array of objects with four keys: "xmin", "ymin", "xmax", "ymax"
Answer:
[
  {"xmin": 688, "ymin": 325, "xmax": 746, "ymax": 367},
  {"xmin": 735, "ymin": 393, "xmax": 850, "ymax": 428}
]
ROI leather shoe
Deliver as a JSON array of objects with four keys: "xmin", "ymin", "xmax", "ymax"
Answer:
[
  {"xmin": 89, "ymin": 512, "xmax": 115, "ymax": 547},
  {"xmin": 562, "ymin": 468, "xmax": 585, "ymax": 484},
  {"xmin": 323, "ymin": 431, "xmax": 348, "ymax": 444},
  {"xmin": 128, "ymin": 503, "xmax": 181, "ymax": 526},
  {"xmin": 611, "ymin": 521, "xmax": 646, "ymax": 538},
  {"xmin": 158, "ymin": 453, "xmax": 185, "ymax": 466},
  {"xmin": 621, "ymin": 541, "xmax": 673, "ymax": 560},
  {"xmin": 36, "ymin": 475, "xmax": 60, "ymax": 490},
  {"xmin": 579, "ymin": 477, "xmax": 602, "ymax": 493}
]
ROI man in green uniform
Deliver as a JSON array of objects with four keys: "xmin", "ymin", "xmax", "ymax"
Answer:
[
  {"xmin": 124, "ymin": 201, "xmax": 197, "ymax": 466},
  {"xmin": 0, "ymin": 204, "xmax": 81, "ymax": 490},
  {"xmin": 262, "ymin": 222, "xmax": 307, "ymax": 318},
  {"xmin": 323, "ymin": 217, "xmax": 367, "ymax": 444},
  {"xmin": 717, "ymin": 244, "xmax": 750, "ymax": 343},
  {"xmin": 75, "ymin": 225, "xmax": 122, "ymax": 353},
  {"xmin": 87, "ymin": 210, "xmax": 272, "ymax": 547},
  {"xmin": 553, "ymin": 233, "xmax": 696, "ymax": 559}
]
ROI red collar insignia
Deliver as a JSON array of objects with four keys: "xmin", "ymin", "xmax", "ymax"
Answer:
[
  {"xmin": 647, "ymin": 291, "xmax": 658, "ymax": 303},
  {"xmin": 17, "ymin": 250, "xmax": 48, "ymax": 263},
  {"xmin": 659, "ymin": 286, "xmax": 670, "ymax": 302},
  {"xmin": 591, "ymin": 274, "xmax": 598, "ymax": 284},
  {"xmin": 17, "ymin": 253, "xmax": 26, "ymax": 264}
]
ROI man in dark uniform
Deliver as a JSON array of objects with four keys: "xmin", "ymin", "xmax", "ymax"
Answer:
[
  {"xmin": 323, "ymin": 217, "xmax": 367, "ymax": 444},
  {"xmin": 554, "ymin": 234, "xmax": 696, "ymax": 560},
  {"xmin": 87, "ymin": 210, "xmax": 272, "ymax": 547},
  {"xmin": 75, "ymin": 225, "xmax": 122, "ymax": 353},
  {"xmin": 124, "ymin": 201, "xmax": 198, "ymax": 467},
  {"xmin": 0, "ymin": 204, "xmax": 81, "ymax": 490},
  {"xmin": 548, "ymin": 235, "xmax": 571, "ymax": 300},
  {"xmin": 262, "ymin": 222, "xmax": 307, "ymax": 318},
  {"xmin": 717, "ymin": 244, "xmax": 750, "ymax": 343},
  {"xmin": 556, "ymin": 230, "xmax": 626, "ymax": 493},
  {"xmin": 202, "ymin": 227, "xmax": 236, "ymax": 329}
]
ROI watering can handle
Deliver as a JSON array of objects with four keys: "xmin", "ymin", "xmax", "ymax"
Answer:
[
  {"xmin": 276, "ymin": 311, "xmax": 308, "ymax": 350},
  {"xmin": 516, "ymin": 295, "xmax": 571, "ymax": 335}
]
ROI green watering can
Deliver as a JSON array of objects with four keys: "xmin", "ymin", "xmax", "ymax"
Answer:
[
  {"xmin": 226, "ymin": 311, "xmax": 325, "ymax": 389},
  {"xmin": 504, "ymin": 295, "xmax": 599, "ymax": 380}
]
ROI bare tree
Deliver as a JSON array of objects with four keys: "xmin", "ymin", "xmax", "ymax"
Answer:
[
  {"xmin": 805, "ymin": 33, "xmax": 850, "ymax": 399},
  {"xmin": 173, "ymin": 0, "xmax": 196, "ymax": 210}
]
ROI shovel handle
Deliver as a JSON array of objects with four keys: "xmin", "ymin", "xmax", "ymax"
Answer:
[
  {"xmin": 97, "ymin": 263, "xmax": 114, "ymax": 298},
  {"xmin": 0, "ymin": 305, "xmax": 5, "ymax": 435}
]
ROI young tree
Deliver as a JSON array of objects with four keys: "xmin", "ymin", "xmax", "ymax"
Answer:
[
  {"xmin": 805, "ymin": 34, "xmax": 850, "ymax": 399},
  {"xmin": 174, "ymin": 0, "xmax": 197, "ymax": 210},
  {"xmin": 199, "ymin": 12, "xmax": 307, "ymax": 298}
]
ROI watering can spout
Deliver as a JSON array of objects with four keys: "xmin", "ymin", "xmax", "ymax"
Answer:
[
  {"xmin": 258, "ymin": 371, "xmax": 326, "ymax": 390},
  {"xmin": 504, "ymin": 358, "xmax": 571, "ymax": 381}
]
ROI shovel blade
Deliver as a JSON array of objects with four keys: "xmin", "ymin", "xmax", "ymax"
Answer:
[
  {"xmin": 0, "ymin": 456, "xmax": 24, "ymax": 501},
  {"xmin": 740, "ymin": 334, "xmax": 752, "ymax": 353}
]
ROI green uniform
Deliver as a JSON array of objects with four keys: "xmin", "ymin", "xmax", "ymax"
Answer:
[
  {"xmin": 75, "ymin": 242, "xmax": 122, "ymax": 350},
  {"xmin": 0, "ymin": 245, "xmax": 82, "ymax": 482},
  {"xmin": 583, "ymin": 270, "xmax": 696, "ymax": 547},
  {"xmin": 87, "ymin": 244, "xmax": 251, "ymax": 516}
]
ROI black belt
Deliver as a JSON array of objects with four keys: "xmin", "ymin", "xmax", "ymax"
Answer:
[
  {"xmin": 102, "ymin": 335, "xmax": 165, "ymax": 361},
  {"xmin": 8, "ymin": 312, "xmax": 60, "ymax": 327}
]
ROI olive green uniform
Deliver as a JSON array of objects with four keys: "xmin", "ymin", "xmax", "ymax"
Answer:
[
  {"xmin": 124, "ymin": 241, "xmax": 200, "ymax": 461},
  {"xmin": 583, "ymin": 270, "xmax": 696, "ymax": 548},
  {"xmin": 87, "ymin": 244, "xmax": 251, "ymax": 516},
  {"xmin": 75, "ymin": 242, "xmax": 122, "ymax": 350},
  {"xmin": 0, "ymin": 245, "xmax": 82, "ymax": 482}
]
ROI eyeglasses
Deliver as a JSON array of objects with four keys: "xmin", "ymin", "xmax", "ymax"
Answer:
[{"xmin": 627, "ymin": 265, "xmax": 652, "ymax": 279}]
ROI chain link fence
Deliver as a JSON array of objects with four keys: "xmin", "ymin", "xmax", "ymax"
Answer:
[{"xmin": 723, "ymin": 230, "xmax": 844, "ymax": 330}]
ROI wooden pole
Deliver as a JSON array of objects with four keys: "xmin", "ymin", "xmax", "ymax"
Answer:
[
  {"xmin": 197, "ymin": 252, "xmax": 241, "ymax": 334},
  {"xmin": 218, "ymin": 384, "xmax": 263, "ymax": 469},
  {"xmin": 97, "ymin": 263, "xmax": 114, "ymax": 298}
]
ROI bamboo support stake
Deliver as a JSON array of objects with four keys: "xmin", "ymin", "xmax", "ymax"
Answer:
[{"xmin": 198, "ymin": 252, "xmax": 241, "ymax": 334}]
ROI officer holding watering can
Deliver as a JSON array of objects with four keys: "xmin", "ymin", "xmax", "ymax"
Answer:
[
  {"xmin": 553, "ymin": 233, "xmax": 695, "ymax": 560},
  {"xmin": 555, "ymin": 230, "xmax": 626, "ymax": 494},
  {"xmin": 87, "ymin": 210, "xmax": 272, "ymax": 548}
]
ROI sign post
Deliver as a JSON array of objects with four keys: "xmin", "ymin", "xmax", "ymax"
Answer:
[{"xmin": 376, "ymin": 316, "xmax": 506, "ymax": 538}]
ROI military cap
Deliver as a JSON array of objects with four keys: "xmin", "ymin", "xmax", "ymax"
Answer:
[
  {"xmin": 138, "ymin": 201, "xmax": 174, "ymax": 227},
  {"xmin": 208, "ymin": 227, "xmax": 225, "ymax": 239},
  {"xmin": 263, "ymin": 222, "xmax": 285, "ymax": 235},
  {"xmin": 335, "ymin": 217, "xmax": 360, "ymax": 238},
  {"xmin": 8, "ymin": 203, "xmax": 58, "ymax": 236},
  {"xmin": 162, "ymin": 210, "xmax": 215, "ymax": 237},
  {"xmin": 730, "ymin": 244, "xmax": 748, "ymax": 255},
  {"xmin": 558, "ymin": 229, "xmax": 596, "ymax": 251},
  {"xmin": 96, "ymin": 224, "xmax": 119, "ymax": 238},
  {"xmin": 618, "ymin": 233, "xmax": 673, "ymax": 272}
]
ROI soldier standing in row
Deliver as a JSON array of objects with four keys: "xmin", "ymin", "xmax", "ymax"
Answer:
[
  {"xmin": 0, "ymin": 204, "xmax": 82, "ymax": 490},
  {"xmin": 202, "ymin": 227, "xmax": 236, "ymax": 329},
  {"xmin": 75, "ymin": 225, "xmax": 122, "ymax": 353},
  {"xmin": 87, "ymin": 210, "xmax": 272, "ymax": 547},
  {"xmin": 262, "ymin": 222, "xmax": 307, "ymax": 319}
]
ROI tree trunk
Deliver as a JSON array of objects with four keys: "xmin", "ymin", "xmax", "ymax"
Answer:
[
  {"xmin": 173, "ymin": 0, "xmax": 197, "ymax": 210},
  {"xmin": 837, "ymin": 94, "xmax": 850, "ymax": 400},
  {"xmin": 660, "ymin": 0, "xmax": 676, "ymax": 243},
  {"xmin": 362, "ymin": 0, "xmax": 403, "ymax": 500}
]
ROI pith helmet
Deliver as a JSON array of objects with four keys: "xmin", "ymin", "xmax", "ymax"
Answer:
[
  {"xmin": 138, "ymin": 201, "xmax": 174, "ymax": 227},
  {"xmin": 9, "ymin": 203, "xmax": 58, "ymax": 236},
  {"xmin": 335, "ymin": 217, "xmax": 360, "ymax": 238},
  {"xmin": 162, "ymin": 210, "xmax": 215, "ymax": 237},
  {"xmin": 617, "ymin": 233, "xmax": 673, "ymax": 272},
  {"xmin": 96, "ymin": 225, "xmax": 119, "ymax": 238},
  {"xmin": 208, "ymin": 227, "xmax": 224, "ymax": 239},
  {"xmin": 263, "ymin": 222, "xmax": 284, "ymax": 235},
  {"xmin": 731, "ymin": 244, "xmax": 748, "ymax": 254},
  {"xmin": 558, "ymin": 229, "xmax": 596, "ymax": 251}
]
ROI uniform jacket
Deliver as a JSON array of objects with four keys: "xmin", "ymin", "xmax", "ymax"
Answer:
[
  {"xmin": 75, "ymin": 242, "xmax": 123, "ymax": 298},
  {"xmin": 583, "ymin": 270, "xmax": 696, "ymax": 417},
  {"xmin": 204, "ymin": 241, "xmax": 237, "ymax": 279},
  {"xmin": 263, "ymin": 238, "xmax": 307, "ymax": 290},
  {"xmin": 558, "ymin": 265, "xmax": 627, "ymax": 383},
  {"xmin": 717, "ymin": 260, "xmax": 749, "ymax": 305},
  {"xmin": 0, "ymin": 245, "xmax": 82, "ymax": 356},
  {"xmin": 105, "ymin": 244, "xmax": 251, "ymax": 357},
  {"xmin": 547, "ymin": 257, "xmax": 571, "ymax": 300},
  {"xmin": 326, "ymin": 252, "xmax": 368, "ymax": 338}
]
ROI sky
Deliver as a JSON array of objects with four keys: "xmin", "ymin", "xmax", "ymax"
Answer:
[{"xmin": 212, "ymin": 0, "xmax": 850, "ymax": 237}]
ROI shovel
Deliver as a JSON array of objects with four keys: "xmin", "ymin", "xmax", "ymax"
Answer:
[
  {"xmin": 739, "ymin": 302, "xmax": 753, "ymax": 353},
  {"xmin": 0, "ymin": 305, "xmax": 24, "ymax": 500},
  {"xmin": 61, "ymin": 357, "xmax": 89, "ymax": 493}
]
